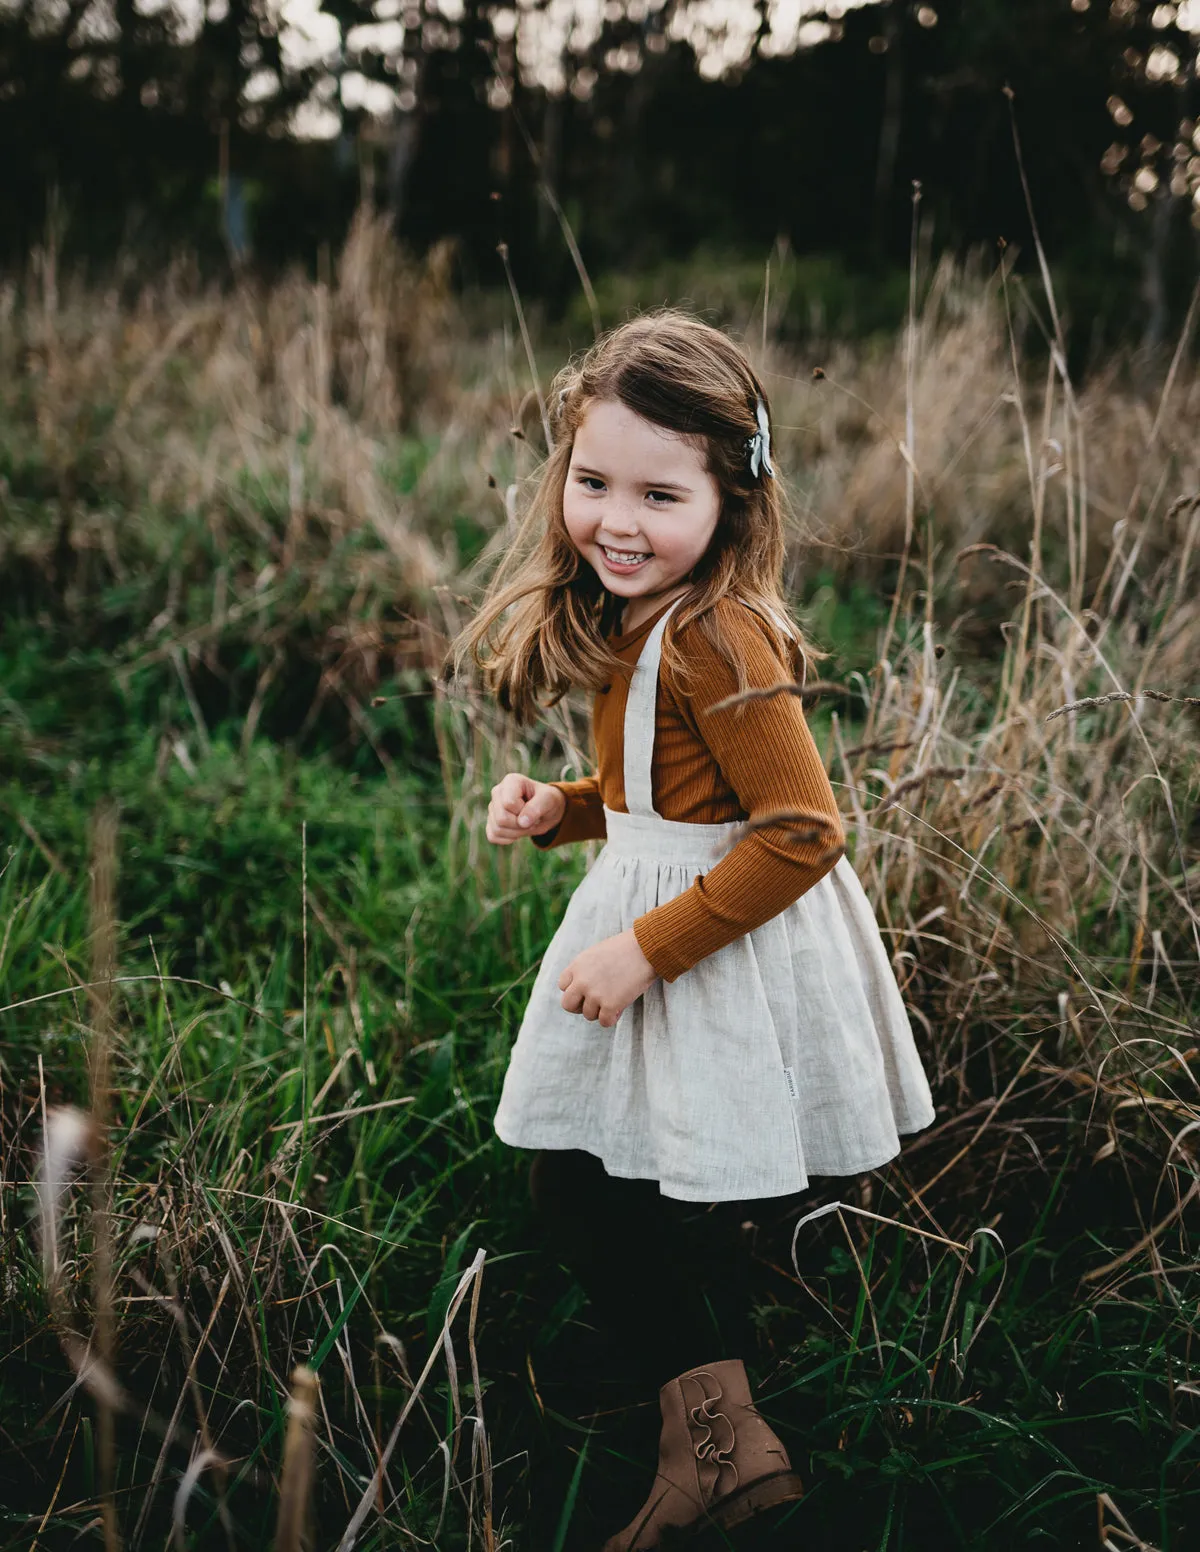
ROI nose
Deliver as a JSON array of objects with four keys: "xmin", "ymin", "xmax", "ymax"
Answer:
[{"xmin": 599, "ymin": 497, "xmax": 644, "ymax": 541}]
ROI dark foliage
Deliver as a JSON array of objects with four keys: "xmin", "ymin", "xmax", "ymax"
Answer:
[{"xmin": 2, "ymin": 0, "xmax": 1198, "ymax": 346}]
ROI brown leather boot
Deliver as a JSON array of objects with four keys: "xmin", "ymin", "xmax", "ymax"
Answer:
[{"xmin": 599, "ymin": 1358, "xmax": 804, "ymax": 1551}]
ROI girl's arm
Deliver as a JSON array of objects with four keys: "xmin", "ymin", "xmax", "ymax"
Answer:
[
  {"xmin": 631, "ymin": 599, "xmax": 846, "ymax": 983},
  {"xmin": 530, "ymin": 776, "xmax": 607, "ymax": 850}
]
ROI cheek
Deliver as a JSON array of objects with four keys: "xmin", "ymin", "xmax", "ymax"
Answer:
[
  {"xmin": 694, "ymin": 499, "xmax": 722, "ymax": 551},
  {"xmin": 561, "ymin": 486, "xmax": 594, "ymax": 542}
]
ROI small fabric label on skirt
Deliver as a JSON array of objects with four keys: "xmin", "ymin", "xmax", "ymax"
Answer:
[{"xmin": 783, "ymin": 1065, "xmax": 797, "ymax": 1099}]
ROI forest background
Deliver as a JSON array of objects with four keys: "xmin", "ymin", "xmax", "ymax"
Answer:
[{"xmin": 2, "ymin": 1, "xmax": 1200, "ymax": 1549}]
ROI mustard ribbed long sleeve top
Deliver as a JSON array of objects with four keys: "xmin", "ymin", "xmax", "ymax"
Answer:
[{"xmin": 531, "ymin": 594, "xmax": 847, "ymax": 983}]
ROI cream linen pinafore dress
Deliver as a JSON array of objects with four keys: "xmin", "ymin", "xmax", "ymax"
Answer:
[{"xmin": 493, "ymin": 596, "xmax": 935, "ymax": 1202}]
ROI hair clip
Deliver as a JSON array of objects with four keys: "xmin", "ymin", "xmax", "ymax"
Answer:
[{"xmin": 747, "ymin": 397, "xmax": 775, "ymax": 479}]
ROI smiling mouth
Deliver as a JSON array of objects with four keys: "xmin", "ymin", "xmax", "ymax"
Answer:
[{"xmin": 600, "ymin": 545, "xmax": 653, "ymax": 563}]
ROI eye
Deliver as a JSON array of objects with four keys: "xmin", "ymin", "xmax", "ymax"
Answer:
[
  {"xmin": 577, "ymin": 475, "xmax": 606, "ymax": 492},
  {"xmin": 646, "ymin": 490, "xmax": 677, "ymax": 505}
]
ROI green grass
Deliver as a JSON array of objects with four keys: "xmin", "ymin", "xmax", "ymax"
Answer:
[
  {"xmin": 1, "ymin": 232, "xmax": 1197, "ymax": 1547},
  {"xmin": 1, "ymin": 683, "xmax": 1196, "ymax": 1548}
]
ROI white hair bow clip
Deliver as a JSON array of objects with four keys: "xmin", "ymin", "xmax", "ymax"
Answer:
[{"xmin": 748, "ymin": 397, "xmax": 775, "ymax": 479}]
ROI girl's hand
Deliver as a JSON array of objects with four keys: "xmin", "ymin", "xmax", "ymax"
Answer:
[
  {"xmin": 559, "ymin": 928, "xmax": 659, "ymax": 1029},
  {"xmin": 487, "ymin": 773, "xmax": 568, "ymax": 843}
]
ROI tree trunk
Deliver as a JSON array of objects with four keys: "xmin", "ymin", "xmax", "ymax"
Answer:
[
  {"xmin": 873, "ymin": 0, "xmax": 905, "ymax": 257},
  {"xmin": 1139, "ymin": 184, "xmax": 1172, "ymax": 359},
  {"xmin": 538, "ymin": 87, "xmax": 562, "ymax": 252}
]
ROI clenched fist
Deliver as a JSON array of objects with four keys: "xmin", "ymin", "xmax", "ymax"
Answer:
[{"xmin": 487, "ymin": 772, "xmax": 568, "ymax": 845}]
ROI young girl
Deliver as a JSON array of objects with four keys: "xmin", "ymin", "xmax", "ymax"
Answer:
[{"xmin": 452, "ymin": 312, "xmax": 935, "ymax": 1550}]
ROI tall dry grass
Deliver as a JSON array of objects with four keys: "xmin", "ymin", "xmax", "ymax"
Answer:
[{"xmin": 2, "ymin": 206, "xmax": 1198, "ymax": 1545}]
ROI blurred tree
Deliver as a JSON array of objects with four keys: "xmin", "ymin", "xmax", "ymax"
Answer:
[
  {"xmin": 1, "ymin": 0, "xmax": 1197, "ymax": 351},
  {"xmin": 0, "ymin": 0, "xmax": 324, "ymax": 263},
  {"xmin": 1084, "ymin": 0, "xmax": 1200, "ymax": 351}
]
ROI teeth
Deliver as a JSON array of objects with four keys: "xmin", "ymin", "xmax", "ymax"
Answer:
[{"xmin": 603, "ymin": 546, "xmax": 651, "ymax": 562}]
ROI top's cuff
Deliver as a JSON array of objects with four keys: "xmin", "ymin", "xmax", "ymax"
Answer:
[{"xmin": 530, "ymin": 777, "xmax": 607, "ymax": 850}]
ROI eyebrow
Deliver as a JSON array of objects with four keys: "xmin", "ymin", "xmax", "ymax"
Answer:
[{"xmin": 572, "ymin": 465, "xmax": 694, "ymax": 493}]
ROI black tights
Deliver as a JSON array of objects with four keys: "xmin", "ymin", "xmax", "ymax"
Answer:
[{"xmin": 528, "ymin": 1148, "xmax": 794, "ymax": 1394}]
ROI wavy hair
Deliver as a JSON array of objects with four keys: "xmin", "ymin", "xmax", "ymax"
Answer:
[{"xmin": 446, "ymin": 309, "xmax": 817, "ymax": 727}]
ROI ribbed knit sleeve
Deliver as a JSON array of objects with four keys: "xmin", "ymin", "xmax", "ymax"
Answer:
[
  {"xmin": 631, "ymin": 601, "xmax": 846, "ymax": 983},
  {"xmin": 530, "ymin": 776, "xmax": 608, "ymax": 850}
]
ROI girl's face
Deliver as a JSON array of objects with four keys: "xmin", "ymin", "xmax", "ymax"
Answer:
[{"xmin": 563, "ymin": 398, "xmax": 721, "ymax": 628}]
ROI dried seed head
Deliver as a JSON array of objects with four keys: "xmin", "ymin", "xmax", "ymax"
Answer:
[
  {"xmin": 275, "ymin": 1366, "xmax": 320, "ymax": 1552},
  {"xmin": 37, "ymin": 1105, "xmax": 102, "ymax": 1288}
]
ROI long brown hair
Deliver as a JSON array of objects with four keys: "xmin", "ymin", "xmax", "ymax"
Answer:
[{"xmin": 447, "ymin": 309, "xmax": 816, "ymax": 727}]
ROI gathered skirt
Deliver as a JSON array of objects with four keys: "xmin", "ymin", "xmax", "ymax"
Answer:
[{"xmin": 493, "ymin": 806, "xmax": 936, "ymax": 1202}]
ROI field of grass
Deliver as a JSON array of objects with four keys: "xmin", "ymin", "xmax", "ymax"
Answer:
[{"xmin": 1, "ymin": 212, "xmax": 1198, "ymax": 1550}]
